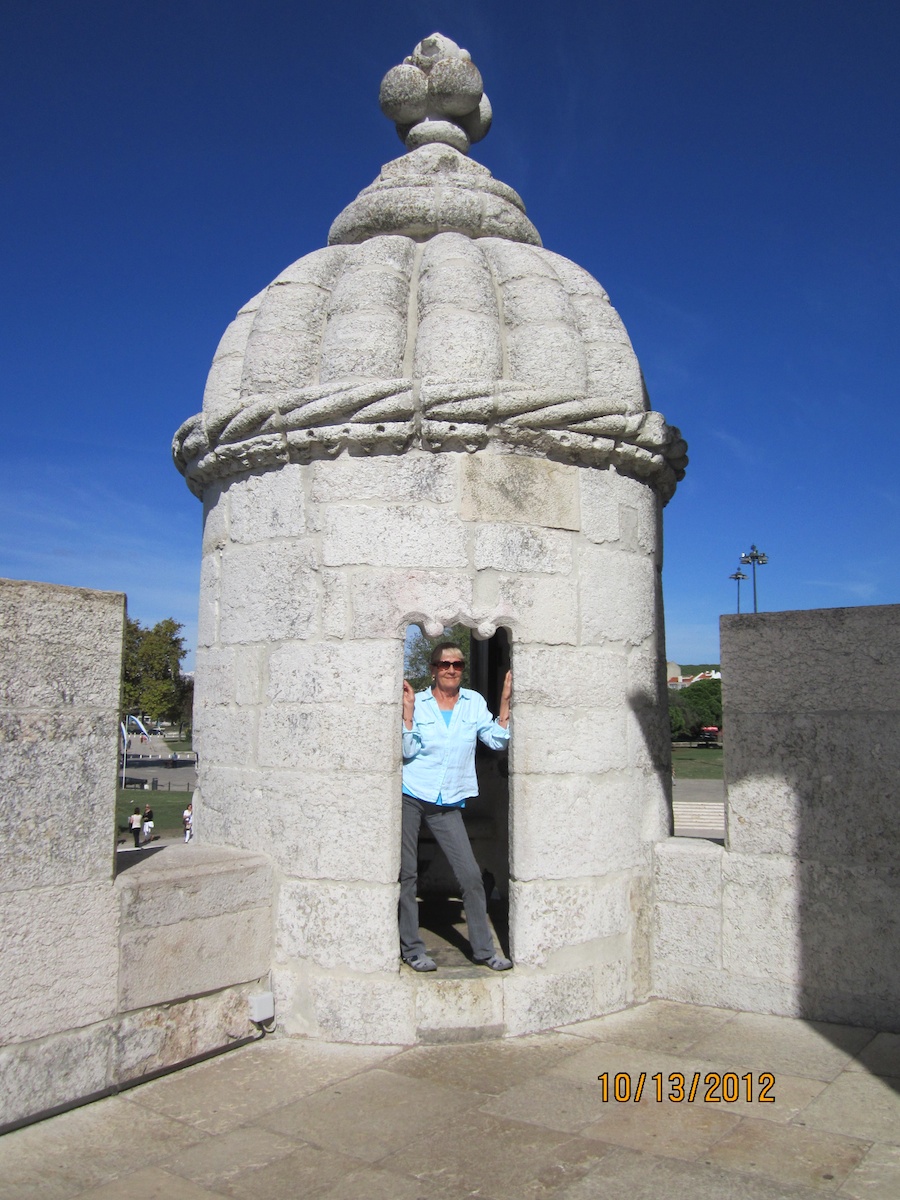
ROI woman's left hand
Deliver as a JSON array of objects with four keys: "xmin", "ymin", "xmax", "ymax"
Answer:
[{"xmin": 498, "ymin": 670, "xmax": 512, "ymax": 726}]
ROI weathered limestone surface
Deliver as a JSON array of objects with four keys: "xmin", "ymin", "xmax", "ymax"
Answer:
[
  {"xmin": 0, "ymin": 582, "xmax": 277, "ymax": 1129},
  {"xmin": 511, "ymin": 772, "xmax": 644, "ymax": 880},
  {"xmin": 0, "ymin": 982, "xmax": 264, "ymax": 1130},
  {"xmin": 378, "ymin": 34, "xmax": 493, "ymax": 158},
  {"xmin": 1, "ymin": 843, "xmax": 274, "ymax": 1128},
  {"xmin": 653, "ymin": 605, "xmax": 900, "ymax": 1032},
  {"xmin": 0, "ymin": 580, "xmax": 124, "ymax": 1068},
  {"xmin": 510, "ymin": 875, "xmax": 633, "ymax": 965},
  {"xmin": 277, "ymin": 880, "xmax": 398, "ymax": 972},
  {"xmin": 0, "ymin": 883, "xmax": 119, "ymax": 1045},
  {"xmin": 200, "ymin": 765, "xmax": 399, "ymax": 883},
  {"xmin": 0, "ymin": 580, "xmax": 124, "ymax": 892},
  {"xmin": 188, "ymin": 453, "xmax": 670, "ymax": 1039},
  {"xmin": 459, "ymin": 449, "xmax": 580, "ymax": 530},
  {"xmin": 116, "ymin": 846, "xmax": 274, "ymax": 1010},
  {"xmin": 173, "ymin": 138, "xmax": 687, "ymax": 505}
]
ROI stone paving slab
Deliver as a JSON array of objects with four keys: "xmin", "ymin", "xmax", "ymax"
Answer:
[
  {"xmin": 555, "ymin": 1144, "xmax": 838, "ymax": 1199},
  {"xmin": 0, "ymin": 1099, "xmax": 208, "ymax": 1200},
  {"xmin": 703, "ymin": 1119, "xmax": 870, "ymax": 1192},
  {"xmin": 562, "ymin": 998, "xmax": 738, "ymax": 1053},
  {"xmin": 254, "ymin": 1067, "xmax": 483, "ymax": 1164},
  {"xmin": 379, "ymin": 1110, "xmax": 610, "ymax": 1199},
  {"xmin": 125, "ymin": 1039, "xmax": 399, "ymax": 1136},
  {"xmin": 2, "ymin": 1001, "xmax": 899, "ymax": 1200},
  {"xmin": 383, "ymin": 1031, "xmax": 585, "ymax": 1094},
  {"xmin": 839, "ymin": 1143, "xmax": 900, "ymax": 1200},
  {"xmin": 686, "ymin": 1012, "xmax": 875, "ymax": 1081},
  {"xmin": 75, "ymin": 1172, "xmax": 216, "ymax": 1200},
  {"xmin": 796, "ymin": 1071, "xmax": 900, "ymax": 1146},
  {"xmin": 847, "ymin": 1030, "xmax": 900, "ymax": 1079}
]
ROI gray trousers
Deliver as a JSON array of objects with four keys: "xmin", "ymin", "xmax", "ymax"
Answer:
[{"xmin": 399, "ymin": 794, "xmax": 495, "ymax": 962}]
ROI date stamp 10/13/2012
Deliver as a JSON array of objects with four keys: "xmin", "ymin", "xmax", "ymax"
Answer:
[{"xmin": 598, "ymin": 1072, "xmax": 775, "ymax": 1104}]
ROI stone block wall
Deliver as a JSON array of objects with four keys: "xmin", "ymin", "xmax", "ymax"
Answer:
[
  {"xmin": 0, "ymin": 579, "xmax": 125, "ymax": 1064},
  {"xmin": 652, "ymin": 605, "xmax": 900, "ymax": 1030},
  {"xmin": 194, "ymin": 450, "xmax": 672, "ymax": 1041},
  {"xmin": 0, "ymin": 579, "xmax": 274, "ymax": 1131}
]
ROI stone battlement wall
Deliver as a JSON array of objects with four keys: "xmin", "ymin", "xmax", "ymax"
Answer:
[
  {"xmin": 0, "ymin": 579, "xmax": 273, "ymax": 1131},
  {"xmin": 653, "ymin": 605, "xmax": 900, "ymax": 1030}
]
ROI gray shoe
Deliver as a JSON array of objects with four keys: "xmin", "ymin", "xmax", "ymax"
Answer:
[
  {"xmin": 403, "ymin": 954, "xmax": 437, "ymax": 972},
  {"xmin": 476, "ymin": 953, "xmax": 513, "ymax": 971}
]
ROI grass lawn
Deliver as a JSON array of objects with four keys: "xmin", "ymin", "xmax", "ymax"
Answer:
[
  {"xmin": 671, "ymin": 745, "xmax": 724, "ymax": 780},
  {"xmin": 117, "ymin": 789, "xmax": 192, "ymax": 838}
]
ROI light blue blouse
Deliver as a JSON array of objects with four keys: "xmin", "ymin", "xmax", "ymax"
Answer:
[{"xmin": 401, "ymin": 687, "xmax": 510, "ymax": 808}]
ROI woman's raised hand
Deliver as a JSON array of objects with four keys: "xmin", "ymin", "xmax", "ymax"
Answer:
[
  {"xmin": 498, "ymin": 670, "xmax": 512, "ymax": 727},
  {"xmin": 402, "ymin": 679, "xmax": 415, "ymax": 729}
]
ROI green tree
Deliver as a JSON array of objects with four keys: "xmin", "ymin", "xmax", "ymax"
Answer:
[
  {"xmin": 668, "ymin": 678, "xmax": 723, "ymax": 739},
  {"xmin": 178, "ymin": 676, "xmax": 194, "ymax": 737},
  {"xmin": 140, "ymin": 678, "xmax": 181, "ymax": 724},
  {"xmin": 668, "ymin": 688, "xmax": 703, "ymax": 739},
  {"xmin": 122, "ymin": 617, "xmax": 188, "ymax": 724},
  {"xmin": 681, "ymin": 678, "xmax": 723, "ymax": 729},
  {"xmin": 668, "ymin": 691, "xmax": 690, "ymax": 740}
]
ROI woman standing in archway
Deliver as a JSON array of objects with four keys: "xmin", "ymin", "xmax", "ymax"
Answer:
[{"xmin": 400, "ymin": 642, "xmax": 512, "ymax": 973}]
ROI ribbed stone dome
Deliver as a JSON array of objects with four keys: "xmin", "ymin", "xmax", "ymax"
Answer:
[{"xmin": 174, "ymin": 141, "xmax": 687, "ymax": 501}]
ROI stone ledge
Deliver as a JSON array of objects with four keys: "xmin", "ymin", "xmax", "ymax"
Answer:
[
  {"xmin": 116, "ymin": 845, "xmax": 273, "ymax": 926},
  {"xmin": 0, "ymin": 981, "xmax": 263, "ymax": 1132},
  {"xmin": 116, "ymin": 845, "xmax": 274, "ymax": 1011},
  {"xmin": 284, "ymin": 961, "xmax": 633, "ymax": 1044}
]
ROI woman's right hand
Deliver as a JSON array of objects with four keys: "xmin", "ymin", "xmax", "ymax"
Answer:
[{"xmin": 402, "ymin": 679, "xmax": 415, "ymax": 729}]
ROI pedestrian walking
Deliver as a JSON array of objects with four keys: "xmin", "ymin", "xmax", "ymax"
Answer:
[{"xmin": 128, "ymin": 807, "xmax": 142, "ymax": 849}]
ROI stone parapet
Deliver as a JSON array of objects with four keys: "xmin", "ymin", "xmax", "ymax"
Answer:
[
  {"xmin": 116, "ymin": 845, "xmax": 274, "ymax": 1011},
  {"xmin": 652, "ymin": 603, "xmax": 900, "ymax": 1034},
  {"xmin": 0, "ymin": 579, "xmax": 124, "ymax": 893},
  {"xmin": 0, "ymin": 982, "xmax": 265, "ymax": 1132}
]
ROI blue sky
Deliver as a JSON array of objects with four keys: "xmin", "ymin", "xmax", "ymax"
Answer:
[{"xmin": 3, "ymin": 0, "xmax": 898, "ymax": 667}]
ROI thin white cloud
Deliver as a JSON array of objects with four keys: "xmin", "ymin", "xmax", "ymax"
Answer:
[
  {"xmin": 706, "ymin": 428, "xmax": 759, "ymax": 467},
  {"xmin": 804, "ymin": 579, "xmax": 878, "ymax": 601}
]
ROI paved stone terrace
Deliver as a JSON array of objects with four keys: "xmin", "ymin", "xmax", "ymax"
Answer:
[{"xmin": 2, "ymin": 1000, "xmax": 899, "ymax": 1198}]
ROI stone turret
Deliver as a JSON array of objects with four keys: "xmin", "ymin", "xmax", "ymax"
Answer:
[{"xmin": 174, "ymin": 35, "xmax": 687, "ymax": 1042}]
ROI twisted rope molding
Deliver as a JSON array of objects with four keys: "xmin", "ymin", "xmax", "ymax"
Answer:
[{"xmin": 173, "ymin": 378, "xmax": 688, "ymax": 502}]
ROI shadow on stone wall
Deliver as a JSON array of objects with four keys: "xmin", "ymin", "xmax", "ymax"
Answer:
[{"xmin": 722, "ymin": 607, "xmax": 900, "ymax": 1092}]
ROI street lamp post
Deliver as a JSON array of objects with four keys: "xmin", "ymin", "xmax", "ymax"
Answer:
[
  {"xmin": 739, "ymin": 545, "xmax": 768, "ymax": 613},
  {"xmin": 729, "ymin": 568, "xmax": 748, "ymax": 614}
]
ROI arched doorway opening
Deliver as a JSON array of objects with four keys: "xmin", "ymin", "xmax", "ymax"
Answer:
[{"xmin": 402, "ymin": 623, "xmax": 511, "ymax": 968}]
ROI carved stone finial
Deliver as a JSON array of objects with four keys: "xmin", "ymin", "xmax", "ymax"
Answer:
[{"xmin": 379, "ymin": 33, "xmax": 492, "ymax": 155}]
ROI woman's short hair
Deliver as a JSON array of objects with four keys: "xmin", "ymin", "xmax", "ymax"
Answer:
[{"xmin": 430, "ymin": 641, "xmax": 463, "ymax": 667}]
